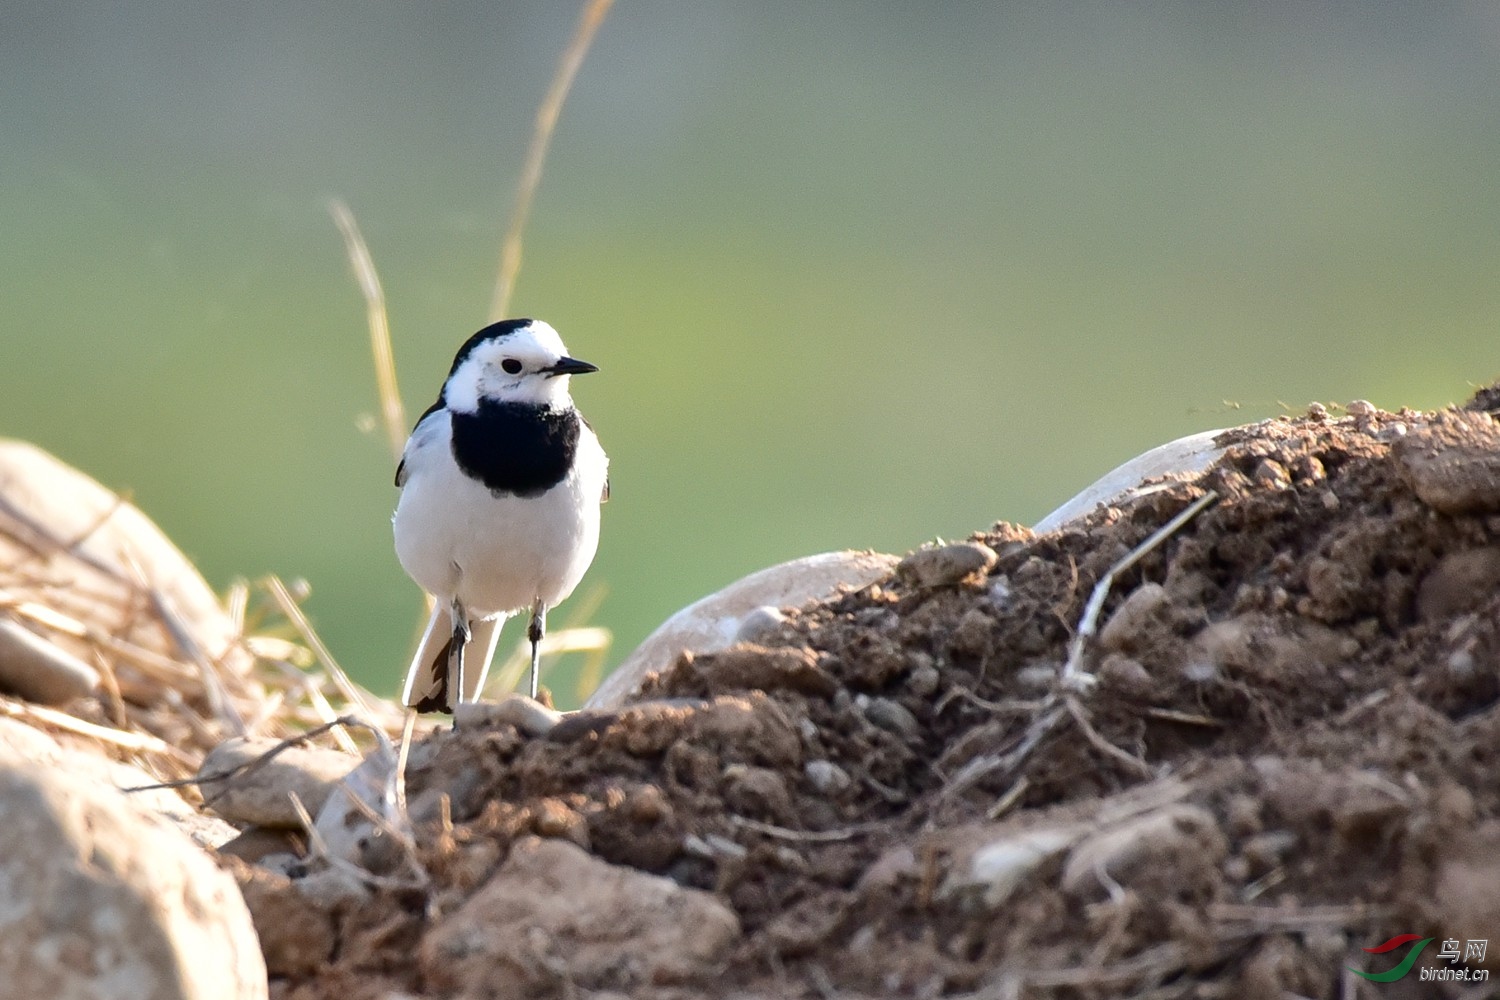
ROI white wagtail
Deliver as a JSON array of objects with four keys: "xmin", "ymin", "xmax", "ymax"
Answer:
[{"xmin": 392, "ymin": 318, "xmax": 608, "ymax": 712}]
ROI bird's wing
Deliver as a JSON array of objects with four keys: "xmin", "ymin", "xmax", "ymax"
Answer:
[{"xmin": 395, "ymin": 400, "xmax": 448, "ymax": 488}]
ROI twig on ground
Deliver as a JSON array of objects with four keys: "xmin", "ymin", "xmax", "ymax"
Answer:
[
  {"xmin": 1061, "ymin": 490, "xmax": 1218, "ymax": 686},
  {"xmin": 120, "ymin": 715, "xmax": 370, "ymax": 793},
  {"xmin": 728, "ymin": 814, "xmax": 887, "ymax": 843}
]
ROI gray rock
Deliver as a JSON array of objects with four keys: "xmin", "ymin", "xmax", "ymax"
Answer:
[
  {"xmin": 587, "ymin": 550, "xmax": 898, "ymax": 710},
  {"xmin": 453, "ymin": 692, "xmax": 564, "ymax": 735},
  {"xmin": 0, "ymin": 749, "xmax": 267, "ymax": 1000},
  {"xmin": 199, "ymin": 736, "xmax": 359, "ymax": 828},
  {"xmin": 896, "ymin": 541, "xmax": 998, "ymax": 588},
  {"xmin": 419, "ymin": 837, "xmax": 740, "ymax": 995},
  {"xmin": 0, "ymin": 617, "xmax": 99, "ymax": 704}
]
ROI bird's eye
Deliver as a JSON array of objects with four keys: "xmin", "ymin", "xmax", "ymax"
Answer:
[{"xmin": 500, "ymin": 358, "xmax": 523, "ymax": 375}]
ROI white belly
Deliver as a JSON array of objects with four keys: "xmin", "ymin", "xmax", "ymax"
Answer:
[{"xmin": 392, "ymin": 415, "xmax": 605, "ymax": 618}]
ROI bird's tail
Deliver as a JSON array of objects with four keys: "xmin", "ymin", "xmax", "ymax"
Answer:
[{"xmin": 400, "ymin": 602, "xmax": 506, "ymax": 713}]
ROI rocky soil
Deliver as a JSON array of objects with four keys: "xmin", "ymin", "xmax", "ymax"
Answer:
[{"xmin": 239, "ymin": 394, "xmax": 1500, "ymax": 1000}]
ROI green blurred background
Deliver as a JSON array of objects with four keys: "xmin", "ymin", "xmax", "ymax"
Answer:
[{"xmin": 3, "ymin": 3, "xmax": 1497, "ymax": 706}]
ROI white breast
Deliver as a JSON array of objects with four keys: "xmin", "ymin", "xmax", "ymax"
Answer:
[{"xmin": 392, "ymin": 409, "xmax": 606, "ymax": 618}]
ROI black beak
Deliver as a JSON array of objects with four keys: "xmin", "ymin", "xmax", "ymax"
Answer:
[{"xmin": 546, "ymin": 356, "xmax": 599, "ymax": 377}]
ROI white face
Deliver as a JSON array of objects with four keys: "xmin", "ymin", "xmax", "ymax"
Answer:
[{"xmin": 442, "ymin": 320, "xmax": 591, "ymax": 413}]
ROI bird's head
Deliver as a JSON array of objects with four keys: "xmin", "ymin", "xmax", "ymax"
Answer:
[{"xmin": 441, "ymin": 318, "xmax": 598, "ymax": 413}]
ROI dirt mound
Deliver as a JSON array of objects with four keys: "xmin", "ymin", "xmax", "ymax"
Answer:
[{"xmin": 252, "ymin": 397, "xmax": 1500, "ymax": 999}]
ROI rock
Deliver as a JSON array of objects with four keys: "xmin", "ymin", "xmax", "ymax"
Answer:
[
  {"xmin": 586, "ymin": 550, "xmax": 898, "ymax": 710},
  {"xmin": 418, "ymin": 837, "xmax": 741, "ymax": 995},
  {"xmin": 0, "ymin": 439, "xmax": 253, "ymax": 703},
  {"xmin": 859, "ymin": 695, "xmax": 920, "ymax": 739},
  {"xmin": 685, "ymin": 644, "xmax": 838, "ymax": 698},
  {"xmin": 452, "ymin": 692, "xmax": 564, "ymax": 735},
  {"xmin": 1416, "ymin": 547, "xmax": 1500, "ymax": 621},
  {"xmin": 0, "ymin": 750, "xmax": 267, "ymax": 999},
  {"xmin": 734, "ymin": 605, "xmax": 789, "ymax": 644},
  {"xmin": 1032, "ymin": 428, "xmax": 1229, "ymax": 534},
  {"xmin": 895, "ymin": 541, "xmax": 998, "ymax": 588},
  {"xmin": 199, "ymin": 736, "xmax": 360, "ymax": 828},
  {"xmin": 938, "ymin": 826, "xmax": 1076, "ymax": 910},
  {"xmin": 312, "ymin": 746, "xmax": 402, "ymax": 871},
  {"xmin": 804, "ymin": 759, "xmax": 852, "ymax": 795},
  {"xmin": 233, "ymin": 865, "xmax": 340, "ymax": 979},
  {"xmin": 0, "ymin": 616, "xmax": 99, "ymax": 704},
  {"xmin": 0, "ymin": 717, "xmax": 238, "ymax": 850},
  {"xmin": 1098, "ymin": 582, "xmax": 1168, "ymax": 653},
  {"xmin": 1061, "ymin": 804, "xmax": 1226, "ymax": 900},
  {"xmin": 1394, "ymin": 410, "xmax": 1500, "ymax": 515}
]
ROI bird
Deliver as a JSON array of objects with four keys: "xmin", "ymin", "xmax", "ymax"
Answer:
[{"xmin": 392, "ymin": 318, "xmax": 608, "ymax": 713}]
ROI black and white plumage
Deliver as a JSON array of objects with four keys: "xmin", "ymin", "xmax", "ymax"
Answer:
[{"xmin": 393, "ymin": 318, "xmax": 608, "ymax": 713}]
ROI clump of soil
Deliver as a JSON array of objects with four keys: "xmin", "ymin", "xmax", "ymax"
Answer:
[{"xmin": 252, "ymin": 397, "xmax": 1500, "ymax": 999}]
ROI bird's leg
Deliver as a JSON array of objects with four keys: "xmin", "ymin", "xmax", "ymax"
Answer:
[
  {"xmin": 449, "ymin": 598, "xmax": 471, "ymax": 706},
  {"xmin": 526, "ymin": 601, "xmax": 547, "ymax": 701}
]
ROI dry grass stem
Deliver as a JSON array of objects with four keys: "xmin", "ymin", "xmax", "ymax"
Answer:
[
  {"xmin": 330, "ymin": 199, "xmax": 407, "ymax": 461},
  {"xmin": 0, "ymin": 696, "xmax": 195, "ymax": 765},
  {"xmin": 263, "ymin": 574, "xmax": 385, "ymax": 722},
  {"xmin": 488, "ymin": 0, "xmax": 615, "ymax": 320}
]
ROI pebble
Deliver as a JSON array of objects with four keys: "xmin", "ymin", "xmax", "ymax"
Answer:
[
  {"xmin": 0, "ymin": 617, "xmax": 99, "ymax": 705},
  {"xmin": 1061, "ymin": 804, "xmax": 1226, "ymax": 899},
  {"xmin": 858, "ymin": 696, "xmax": 920, "ymax": 739},
  {"xmin": 896, "ymin": 541, "xmax": 998, "ymax": 588},
  {"xmin": 453, "ymin": 693, "xmax": 563, "ymax": 736},
  {"xmin": 1393, "ymin": 410, "xmax": 1500, "ymax": 515},
  {"xmin": 940, "ymin": 826, "xmax": 1076, "ymax": 910},
  {"xmin": 199, "ymin": 737, "xmax": 360, "ymax": 829},
  {"xmin": 1098, "ymin": 582, "xmax": 1168, "ymax": 653},
  {"xmin": 734, "ymin": 605, "xmax": 788, "ymax": 644},
  {"xmin": 804, "ymin": 759, "xmax": 852, "ymax": 794},
  {"xmin": 906, "ymin": 659, "xmax": 940, "ymax": 698}
]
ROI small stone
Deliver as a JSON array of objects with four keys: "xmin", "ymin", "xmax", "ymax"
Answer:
[
  {"xmin": 896, "ymin": 541, "xmax": 999, "ymax": 588},
  {"xmin": 906, "ymin": 658, "xmax": 940, "ymax": 698},
  {"xmin": 859, "ymin": 696, "xmax": 920, "ymax": 739},
  {"xmin": 0, "ymin": 617, "xmax": 99, "ymax": 705},
  {"xmin": 453, "ymin": 693, "xmax": 563, "ymax": 735},
  {"xmin": 419, "ymin": 837, "xmax": 740, "ymax": 995},
  {"xmin": 1098, "ymin": 582, "xmax": 1168, "ymax": 653},
  {"xmin": 1345, "ymin": 399, "xmax": 1377, "ymax": 418},
  {"xmin": 1062, "ymin": 804, "xmax": 1226, "ymax": 900},
  {"xmin": 1097, "ymin": 653, "xmax": 1151, "ymax": 696},
  {"xmin": 1306, "ymin": 402, "xmax": 1330, "ymax": 421},
  {"xmin": 723, "ymin": 764, "xmax": 793, "ymax": 820},
  {"xmin": 1252, "ymin": 459, "xmax": 1290, "ymax": 490},
  {"xmin": 1394, "ymin": 410, "xmax": 1500, "ymax": 515},
  {"xmin": 200, "ymin": 737, "xmax": 360, "ymax": 829},
  {"xmin": 735, "ymin": 605, "xmax": 788, "ymax": 644},
  {"xmin": 804, "ymin": 759, "xmax": 852, "ymax": 795}
]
